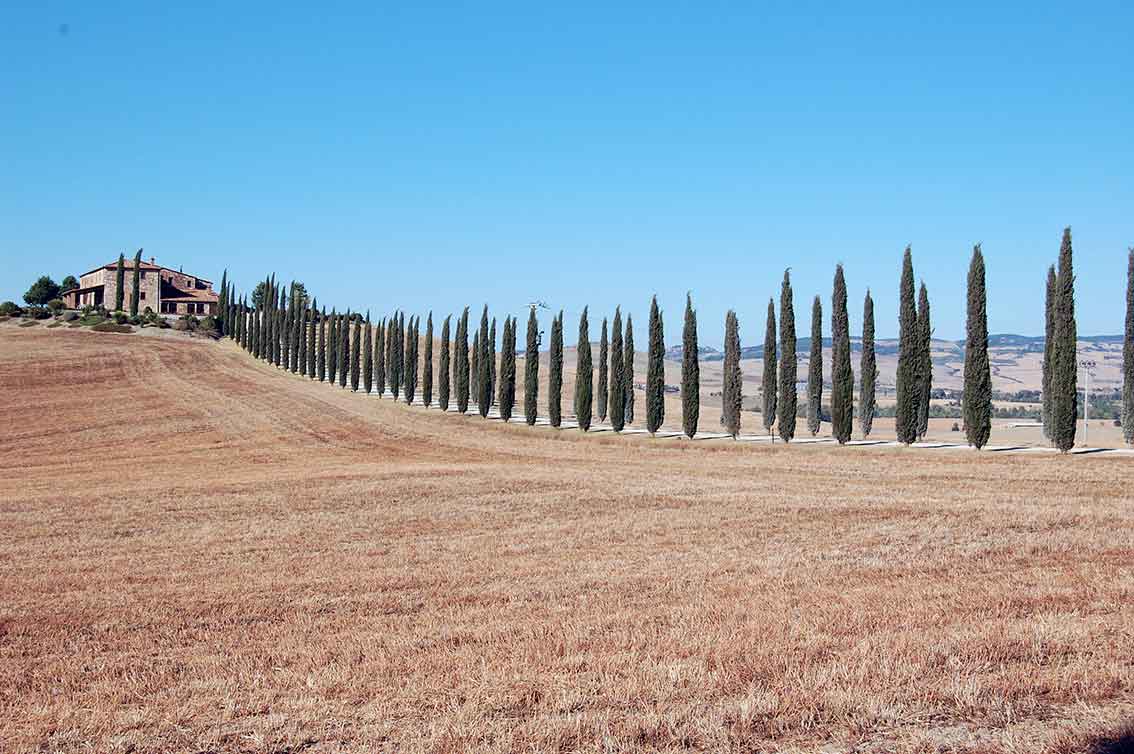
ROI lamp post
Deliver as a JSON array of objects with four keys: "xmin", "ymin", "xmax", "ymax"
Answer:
[{"xmin": 1079, "ymin": 359, "xmax": 1097, "ymax": 447}]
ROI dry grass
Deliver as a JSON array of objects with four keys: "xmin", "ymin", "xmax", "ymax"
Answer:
[{"xmin": 1, "ymin": 327, "xmax": 1132, "ymax": 753}]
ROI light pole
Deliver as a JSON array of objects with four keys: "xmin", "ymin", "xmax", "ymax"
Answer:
[{"xmin": 1079, "ymin": 359, "xmax": 1096, "ymax": 447}]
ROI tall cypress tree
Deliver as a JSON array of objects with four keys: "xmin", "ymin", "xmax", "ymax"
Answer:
[
  {"xmin": 1052, "ymin": 228, "xmax": 1078, "ymax": 452},
  {"xmin": 1042, "ymin": 265, "xmax": 1057, "ymax": 441},
  {"xmin": 575, "ymin": 307, "xmax": 593, "ymax": 431},
  {"xmin": 610, "ymin": 308, "xmax": 625, "ymax": 432},
  {"xmin": 806, "ymin": 296, "xmax": 823, "ymax": 436},
  {"xmin": 624, "ymin": 314, "xmax": 635, "ymax": 427},
  {"xmin": 405, "ymin": 316, "xmax": 418, "ymax": 404},
  {"xmin": 327, "ymin": 308, "xmax": 338, "ymax": 382},
  {"xmin": 895, "ymin": 247, "xmax": 918, "ymax": 444},
  {"xmin": 477, "ymin": 307, "xmax": 491, "ymax": 417},
  {"xmin": 549, "ymin": 311, "xmax": 564, "ymax": 428},
  {"xmin": 964, "ymin": 245, "xmax": 992, "ymax": 449},
  {"xmin": 499, "ymin": 317, "xmax": 516, "ymax": 422},
  {"xmin": 306, "ymin": 298, "xmax": 317, "ymax": 378},
  {"xmin": 293, "ymin": 290, "xmax": 303, "ymax": 374},
  {"xmin": 317, "ymin": 307, "xmax": 327, "ymax": 381},
  {"xmin": 390, "ymin": 312, "xmax": 403, "ymax": 400},
  {"xmin": 489, "ymin": 317, "xmax": 497, "ymax": 407},
  {"xmin": 681, "ymin": 294, "xmax": 700, "ymax": 439},
  {"xmin": 762, "ymin": 299, "xmax": 777, "ymax": 437},
  {"xmin": 375, "ymin": 318, "xmax": 386, "ymax": 396},
  {"xmin": 832, "ymin": 264, "xmax": 853, "ymax": 444},
  {"xmin": 276, "ymin": 288, "xmax": 286, "ymax": 367},
  {"xmin": 778, "ymin": 272, "xmax": 797, "ymax": 443},
  {"xmin": 350, "ymin": 313, "xmax": 361, "ymax": 391},
  {"xmin": 860, "ymin": 290, "xmax": 876, "ymax": 438},
  {"xmin": 218, "ymin": 269, "xmax": 228, "ymax": 332},
  {"xmin": 1124, "ymin": 249, "xmax": 1134, "ymax": 445},
  {"xmin": 915, "ymin": 282, "xmax": 932, "ymax": 441},
  {"xmin": 439, "ymin": 315, "xmax": 451, "ymax": 410},
  {"xmin": 130, "ymin": 249, "xmax": 142, "ymax": 316},
  {"xmin": 114, "ymin": 253, "xmax": 125, "ymax": 311},
  {"xmin": 456, "ymin": 307, "xmax": 470, "ymax": 414},
  {"xmin": 524, "ymin": 307, "xmax": 539, "ymax": 425},
  {"xmin": 722, "ymin": 310, "xmax": 742, "ymax": 438},
  {"xmin": 340, "ymin": 312, "xmax": 351, "ymax": 389},
  {"xmin": 597, "ymin": 318, "xmax": 609, "ymax": 423},
  {"xmin": 363, "ymin": 313, "xmax": 373, "ymax": 394},
  {"xmin": 423, "ymin": 312, "xmax": 434, "ymax": 407},
  {"xmin": 471, "ymin": 330, "xmax": 480, "ymax": 407},
  {"xmin": 646, "ymin": 296, "xmax": 665, "ymax": 435},
  {"xmin": 282, "ymin": 288, "xmax": 292, "ymax": 369}
]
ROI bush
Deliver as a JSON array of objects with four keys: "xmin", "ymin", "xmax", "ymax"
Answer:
[
  {"xmin": 91, "ymin": 322, "xmax": 133, "ymax": 334},
  {"xmin": 80, "ymin": 304, "xmax": 93, "ymax": 315},
  {"xmin": 47, "ymin": 299, "xmax": 65, "ymax": 313},
  {"xmin": 113, "ymin": 311, "xmax": 128, "ymax": 324},
  {"xmin": 25, "ymin": 306, "xmax": 52, "ymax": 320},
  {"xmin": 78, "ymin": 313, "xmax": 106, "ymax": 327},
  {"xmin": 0, "ymin": 301, "xmax": 23, "ymax": 317},
  {"xmin": 129, "ymin": 314, "xmax": 143, "ymax": 325},
  {"xmin": 200, "ymin": 315, "xmax": 219, "ymax": 332}
]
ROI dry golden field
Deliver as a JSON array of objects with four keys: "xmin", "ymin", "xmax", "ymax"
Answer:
[{"xmin": 1, "ymin": 326, "xmax": 1132, "ymax": 753}]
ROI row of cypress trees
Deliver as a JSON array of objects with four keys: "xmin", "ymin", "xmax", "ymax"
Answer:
[{"xmin": 217, "ymin": 231, "xmax": 1125, "ymax": 449}]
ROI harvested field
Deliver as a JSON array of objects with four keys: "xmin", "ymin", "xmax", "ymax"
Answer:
[{"xmin": 1, "ymin": 326, "xmax": 1132, "ymax": 753}]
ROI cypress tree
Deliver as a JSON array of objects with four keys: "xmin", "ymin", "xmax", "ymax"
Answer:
[
  {"xmin": 439, "ymin": 315, "xmax": 451, "ymax": 410},
  {"xmin": 489, "ymin": 317, "xmax": 497, "ymax": 406},
  {"xmin": 610, "ymin": 308, "xmax": 624, "ymax": 432},
  {"xmin": 575, "ymin": 307, "xmax": 593, "ymax": 431},
  {"xmin": 251, "ymin": 299, "xmax": 260, "ymax": 358},
  {"xmin": 236, "ymin": 296, "xmax": 245, "ymax": 348},
  {"xmin": 597, "ymin": 318, "xmax": 609, "ymax": 423},
  {"xmin": 283, "ymin": 288, "xmax": 293, "ymax": 370},
  {"xmin": 478, "ymin": 307, "xmax": 491, "ymax": 417},
  {"xmin": 722, "ymin": 310, "xmax": 742, "ymax": 438},
  {"xmin": 456, "ymin": 307, "xmax": 470, "ymax": 414},
  {"xmin": 1124, "ymin": 249, "xmax": 1134, "ymax": 445},
  {"xmin": 306, "ymin": 298, "xmax": 317, "ymax": 377},
  {"xmin": 624, "ymin": 314, "xmax": 635, "ymax": 427},
  {"xmin": 832, "ymin": 264, "xmax": 853, "ymax": 444},
  {"xmin": 317, "ymin": 308, "xmax": 326, "ymax": 381},
  {"xmin": 895, "ymin": 247, "xmax": 918, "ymax": 444},
  {"xmin": 405, "ymin": 316, "xmax": 419, "ymax": 404},
  {"xmin": 963, "ymin": 245, "xmax": 992, "ymax": 449},
  {"xmin": 682, "ymin": 294, "xmax": 700, "ymax": 439},
  {"xmin": 375, "ymin": 318, "xmax": 386, "ymax": 396},
  {"xmin": 860, "ymin": 290, "xmax": 876, "ymax": 438},
  {"xmin": 350, "ymin": 313, "xmax": 361, "ymax": 391},
  {"xmin": 806, "ymin": 296, "xmax": 823, "ymax": 436},
  {"xmin": 1052, "ymin": 228, "xmax": 1078, "ymax": 452},
  {"xmin": 471, "ymin": 330, "xmax": 480, "ymax": 407},
  {"xmin": 218, "ymin": 269, "xmax": 228, "ymax": 332},
  {"xmin": 297, "ymin": 304, "xmax": 307, "ymax": 376},
  {"xmin": 114, "ymin": 253, "xmax": 125, "ymax": 311},
  {"xmin": 915, "ymin": 282, "xmax": 932, "ymax": 441},
  {"xmin": 129, "ymin": 249, "xmax": 142, "ymax": 317},
  {"xmin": 646, "ymin": 296, "xmax": 665, "ymax": 435},
  {"xmin": 327, "ymin": 308, "xmax": 337, "ymax": 382},
  {"xmin": 363, "ymin": 313, "xmax": 373, "ymax": 393},
  {"xmin": 778, "ymin": 272, "xmax": 797, "ymax": 444},
  {"xmin": 276, "ymin": 288, "xmax": 285, "ymax": 366},
  {"xmin": 524, "ymin": 307, "xmax": 539, "ymax": 425},
  {"xmin": 423, "ymin": 312, "xmax": 434, "ymax": 407},
  {"xmin": 499, "ymin": 317, "xmax": 516, "ymax": 422},
  {"xmin": 762, "ymin": 299, "xmax": 777, "ymax": 437},
  {"xmin": 549, "ymin": 311, "xmax": 564, "ymax": 427},
  {"xmin": 1042, "ymin": 265, "xmax": 1057, "ymax": 440},
  {"xmin": 389, "ymin": 312, "xmax": 402, "ymax": 400},
  {"xmin": 339, "ymin": 313, "xmax": 350, "ymax": 389}
]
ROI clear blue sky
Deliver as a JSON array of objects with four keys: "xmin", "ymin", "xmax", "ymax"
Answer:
[{"xmin": 3, "ymin": 2, "xmax": 1131, "ymax": 344}]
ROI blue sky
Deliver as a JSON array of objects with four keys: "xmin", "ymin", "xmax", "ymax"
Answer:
[{"xmin": 3, "ymin": 2, "xmax": 1131, "ymax": 344}]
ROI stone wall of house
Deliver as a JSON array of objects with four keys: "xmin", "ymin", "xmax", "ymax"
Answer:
[{"xmin": 104, "ymin": 268, "xmax": 161, "ymax": 312}]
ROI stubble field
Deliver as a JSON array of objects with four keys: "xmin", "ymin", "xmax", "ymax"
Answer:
[{"xmin": 1, "ymin": 327, "xmax": 1132, "ymax": 753}]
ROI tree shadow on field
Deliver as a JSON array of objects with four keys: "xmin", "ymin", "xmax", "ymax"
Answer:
[{"xmin": 1081, "ymin": 722, "xmax": 1134, "ymax": 754}]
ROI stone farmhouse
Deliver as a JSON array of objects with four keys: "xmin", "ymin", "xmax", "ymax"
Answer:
[{"xmin": 62, "ymin": 256, "xmax": 219, "ymax": 316}]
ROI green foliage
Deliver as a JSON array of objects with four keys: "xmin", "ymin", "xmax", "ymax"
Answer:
[
  {"xmin": 575, "ymin": 307, "xmax": 593, "ymax": 431},
  {"xmin": 423, "ymin": 312, "xmax": 434, "ymax": 407},
  {"xmin": 777, "ymin": 272, "xmax": 796, "ymax": 444},
  {"xmin": 306, "ymin": 299, "xmax": 317, "ymax": 378},
  {"xmin": 807, "ymin": 296, "xmax": 823, "ymax": 437},
  {"xmin": 340, "ymin": 312, "xmax": 351, "ymax": 389},
  {"xmin": 47, "ymin": 299, "xmax": 65, "ymax": 313},
  {"xmin": 489, "ymin": 318, "xmax": 497, "ymax": 407},
  {"xmin": 317, "ymin": 308, "xmax": 327, "ymax": 382},
  {"xmin": 23, "ymin": 276, "xmax": 61, "ymax": 306},
  {"xmin": 114, "ymin": 254, "xmax": 125, "ymax": 311},
  {"xmin": 624, "ymin": 314, "xmax": 635, "ymax": 427},
  {"xmin": 646, "ymin": 297, "xmax": 665, "ymax": 434},
  {"xmin": 498, "ymin": 316, "xmax": 516, "ymax": 422},
  {"xmin": 478, "ymin": 307, "xmax": 491, "ymax": 417},
  {"xmin": 129, "ymin": 250, "xmax": 142, "ymax": 316},
  {"xmin": 609, "ymin": 308, "xmax": 625, "ymax": 432},
  {"xmin": 597, "ymin": 318, "xmax": 609, "ymax": 422},
  {"xmin": 375, "ymin": 318, "xmax": 386, "ymax": 395},
  {"xmin": 964, "ymin": 245, "xmax": 992, "ymax": 449},
  {"xmin": 549, "ymin": 311, "xmax": 564, "ymax": 427},
  {"xmin": 895, "ymin": 247, "xmax": 918, "ymax": 444},
  {"xmin": 915, "ymin": 282, "xmax": 932, "ymax": 440},
  {"xmin": 350, "ymin": 314, "xmax": 362, "ymax": 391},
  {"xmin": 831, "ymin": 265, "xmax": 853, "ymax": 444},
  {"xmin": 682, "ymin": 294, "xmax": 700, "ymax": 439},
  {"xmin": 363, "ymin": 314, "xmax": 373, "ymax": 393},
  {"xmin": 1052, "ymin": 228, "xmax": 1078, "ymax": 451},
  {"xmin": 762, "ymin": 299, "xmax": 777, "ymax": 435},
  {"xmin": 439, "ymin": 315, "xmax": 451, "ymax": 411},
  {"xmin": 91, "ymin": 322, "xmax": 133, "ymax": 333},
  {"xmin": 404, "ymin": 316, "xmax": 419, "ymax": 404},
  {"xmin": 859, "ymin": 290, "xmax": 877, "ymax": 438},
  {"xmin": 525, "ymin": 307, "xmax": 539, "ymax": 426},
  {"xmin": 61, "ymin": 275, "xmax": 78, "ymax": 291},
  {"xmin": 722, "ymin": 310, "xmax": 742, "ymax": 438},
  {"xmin": 456, "ymin": 308, "xmax": 470, "ymax": 414},
  {"xmin": 1125, "ymin": 249, "xmax": 1134, "ymax": 444},
  {"xmin": 0, "ymin": 301, "xmax": 23, "ymax": 316}
]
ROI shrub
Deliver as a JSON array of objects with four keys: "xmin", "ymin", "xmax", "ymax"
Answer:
[
  {"xmin": 26, "ymin": 306, "xmax": 52, "ymax": 320},
  {"xmin": 128, "ymin": 314, "xmax": 143, "ymax": 325},
  {"xmin": 0, "ymin": 301, "xmax": 22, "ymax": 317},
  {"xmin": 91, "ymin": 322, "xmax": 133, "ymax": 334},
  {"xmin": 78, "ymin": 313, "xmax": 106, "ymax": 327},
  {"xmin": 113, "ymin": 311, "xmax": 128, "ymax": 324},
  {"xmin": 200, "ymin": 315, "xmax": 219, "ymax": 332},
  {"xmin": 47, "ymin": 299, "xmax": 65, "ymax": 313}
]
